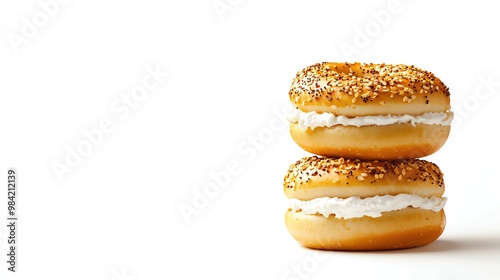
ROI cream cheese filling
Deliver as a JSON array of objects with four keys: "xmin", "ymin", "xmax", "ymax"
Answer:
[
  {"xmin": 288, "ymin": 194, "xmax": 446, "ymax": 219},
  {"xmin": 288, "ymin": 109, "xmax": 454, "ymax": 130}
]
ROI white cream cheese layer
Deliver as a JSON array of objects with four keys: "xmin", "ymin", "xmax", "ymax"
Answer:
[
  {"xmin": 288, "ymin": 194, "xmax": 446, "ymax": 219},
  {"xmin": 288, "ymin": 109, "xmax": 454, "ymax": 130}
]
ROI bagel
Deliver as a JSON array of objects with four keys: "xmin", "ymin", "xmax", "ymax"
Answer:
[
  {"xmin": 287, "ymin": 62, "xmax": 453, "ymax": 159},
  {"xmin": 283, "ymin": 156, "xmax": 447, "ymax": 250}
]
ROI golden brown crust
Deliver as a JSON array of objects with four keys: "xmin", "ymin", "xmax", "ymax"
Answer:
[
  {"xmin": 284, "ymin": 156, "xmax": 445, "ymax": 200},
  {"xmin": 285, "ymin": 208, "xmax": 445, "ymax": 250},
  {"xmin": 289, "ymin": 62, "xmax": 451, "ymax": 116},
  {"xmin": 289, "ymin": 122, "xmax": 450, "ymax": 160}
]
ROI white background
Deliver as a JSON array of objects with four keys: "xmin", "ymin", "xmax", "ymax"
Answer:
[{"xmin": 1, "ymin": 0, "xmax": 500, "ymax": 279}]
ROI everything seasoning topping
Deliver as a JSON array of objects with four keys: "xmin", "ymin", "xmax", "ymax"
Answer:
[
  {"xmin": 288, "ymin": 62, "xmax": 450, "ymax": 107},
  {"xmin": 284, "ymin": 156, "xmax": 444, "ymax": 189}
]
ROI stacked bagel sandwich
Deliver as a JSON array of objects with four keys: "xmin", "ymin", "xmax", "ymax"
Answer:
[{"xmin": 284, "ymin": 62, "xmax": 453, "ymax": 250}]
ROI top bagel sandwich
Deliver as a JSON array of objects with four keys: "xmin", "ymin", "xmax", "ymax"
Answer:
[{"xmin": 287, "ymin": 62, "xmax": 453, "ymax": 159}]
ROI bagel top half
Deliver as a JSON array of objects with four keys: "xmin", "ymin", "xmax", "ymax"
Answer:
[
  {"xmin": 289, "ymin": 62, "xmax": 451, "ymax": 117},
  {"xmin": 284, "ymin": 156, "xmax": 445, "ymax": 200}
]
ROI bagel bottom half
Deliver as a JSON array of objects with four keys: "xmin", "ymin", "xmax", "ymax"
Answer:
[
  {"xmin": 289, "ymin": 123, "xmax": 450, "ymax": 159},
  {"xmin": 285, "ymin": 208, "xmax": 445, "ymax": 250}
]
